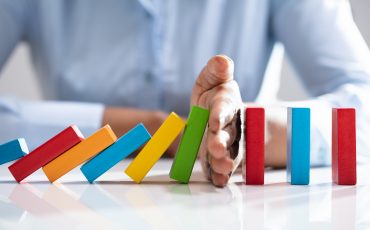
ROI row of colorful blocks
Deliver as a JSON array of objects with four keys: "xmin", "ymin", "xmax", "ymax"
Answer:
[
  {"xmin": 244, "ymin": 107, "xmax": 356, "ymax": 185},
  {"xmin": 0, "ymin": 106, "xmax": 209, "ymax": 184},
  {"xmin": 0, "ymin": 106, "xmax": 356, "ymax": 186}
]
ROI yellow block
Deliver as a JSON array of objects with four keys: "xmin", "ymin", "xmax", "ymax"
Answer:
[
  {"xmin": 42, "ymin": 125, "xmax": 117, "ymax": 182},
  {"xmin": 125, "ymin": 112, "xmax": 185, "ymax": 183}
]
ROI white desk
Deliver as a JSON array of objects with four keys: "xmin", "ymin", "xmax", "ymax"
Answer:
[{"xmin": 0, "ymin": 159, "xmax": 369, "ymax": 229}]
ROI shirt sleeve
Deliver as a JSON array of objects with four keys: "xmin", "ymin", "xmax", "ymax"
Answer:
[
  {"xmin": 0, "ymin": 1, "xmax": 105, "ymax": 150},
  {"xmin": 271, "ymin": 0, "xmax": 370, "ymax": 166},
  {"xmin": 0, "ymin": 0, "xmax": 28, "ymax": 71},
  {"xmin": 0, "ymin": 97, "xmax": 105, "ymax": 150}
]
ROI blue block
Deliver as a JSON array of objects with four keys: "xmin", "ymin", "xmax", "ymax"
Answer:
[
  {"xmin": 80, "ymin": 123, "xmax": 151, "ymax": 183},
  {"xmin": 0, "ymin": 139, "xmax": 28, "ymax": 165},
  {"xmin": 287, "ymin": 108, "xmax": 310, "ymax": 185}
]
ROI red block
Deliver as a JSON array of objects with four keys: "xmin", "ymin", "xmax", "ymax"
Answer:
[
  {"xmin": 8, "ymin": 125, "xmax": 84, "ymax": 182},
  {"xmin": 332, "ymin": 108, "xmax": 356, "ymax": 185},
  {"xmin": 244, "ymin": 107, "xmax": 265, "ymax": 185}
]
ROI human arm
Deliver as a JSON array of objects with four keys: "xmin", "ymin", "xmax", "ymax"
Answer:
[{"xmin": 269, "ymin": 0, "xmax": 370, "ymax": 166}]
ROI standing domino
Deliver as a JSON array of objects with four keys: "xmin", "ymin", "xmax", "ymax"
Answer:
[
  {"xmin": 43, "ymin": 125, "xmax": 117, "ymax": 182},
  {"xmin": 170, "ymin": 106, "xmax": 209, "ymax": 183},
  {"xmin": 332, "ymin": 108, "xmax": 356, "ymax": 185},
  {"xmin": 287, "ymin": 108, "xmax": 310, "ymax": 185},
  {"xmin": 125, "ymin": 112, "xmax": 185, "ymax": 183},
  {"xmin": 81, "ymin": 123, "xmax": 151, "ymax": 183},
  {"xmin": 244, "ymin": 107, "xmax": 265, "ymax": 185},
  {"xmin": 9, "ymin": 126, "xmax": 84, "ymax": 182},
  {"xmin": 0, "ymin": 139, "xmax": 28, "ymax": 165}
]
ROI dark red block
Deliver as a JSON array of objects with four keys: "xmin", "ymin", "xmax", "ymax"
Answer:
[
  {"xmin": 332, "ymin": 108, "xmax": 356, "ymax": 185},
  {"xmin": 8, "ymin": 125, "xmax": 84, "ymax": 182},
  {"xmin": 244, "ymin": 107, "xmax": 265, "ymax": 185}
]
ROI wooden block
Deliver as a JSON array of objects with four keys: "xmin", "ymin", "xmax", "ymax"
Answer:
[
  {"xmin": 244, "ymin": 107, "xmax": 265, "ymax": 185},
  {"xmin": 0, "ymin": 139, "xmax": 28, "ymax": 165},
  {"xmin": 287, "ymin": 108, "xmax": 310, "ymax": 185},
  {"xmin": 81, "ymin": 123, "xmax": 151, "ymax": 183},
  {"xmin": 8, "ymin": 126, "xmax": 84, "ymax": 183},
  {"xmin": 125, "ymin": 112, "xmax": 185, "ymax": 183},
  {"xmin": 42, "ymin": 125, "xmax": 117, "ymax": 182},
  {"xmin": 332, "ymin": 108, "xmax": 356, "ymax": 185},
  {"xmin": 170, "ymin": 106, "xmax": 209, "ymax": 183}
]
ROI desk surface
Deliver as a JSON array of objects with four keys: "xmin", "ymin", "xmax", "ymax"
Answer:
[{"xmin": 0, "ymin": 159, "xmax": 369, "ymax": 229}]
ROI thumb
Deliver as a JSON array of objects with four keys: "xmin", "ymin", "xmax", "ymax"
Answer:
[{"xmin": 191, "ymin": 55, "xmax": 234, "ymax": 106}]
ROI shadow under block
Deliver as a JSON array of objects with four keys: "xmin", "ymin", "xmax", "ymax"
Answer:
[
  {"xmin": 8, "ymin": 126, "xmax": 84, "ymax": 183},
  {"xmin": 125, "ymin": 112, "xmax": 185, "ymax": 183},
  {"xmin": 81, "ymin": 123, "xmax": 151, "ymax": 183},
  {"xmin": 0, "ymin": 139, "xmax": 29, "ymax": 165},
  {"xmin": 170, "ymin": 106, "xmax": 209, "ymax": 183},
  {"xmin": 287, "ymin": 108, "xmax": 310, "ymax": 185},
  {"xmin": 332, "ymin": 108, "xmax": 356, "ymax": 185},
  {"xmin": 244, "ymin": 107, "xmax": 265, "ymax": 185},
  {"xmin": 42, "ymin": 125, "xmax": 117, "ymax": 182}
]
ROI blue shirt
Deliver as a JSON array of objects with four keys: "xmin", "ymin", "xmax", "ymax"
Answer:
[{"xmin": 1, "ymin": 0, "xmax": 370, "ymax": 165}]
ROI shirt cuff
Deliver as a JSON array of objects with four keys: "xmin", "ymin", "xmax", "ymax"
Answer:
[{"xmin": 18, "ymin": 100, "xmax": 104, "ymax": 150}]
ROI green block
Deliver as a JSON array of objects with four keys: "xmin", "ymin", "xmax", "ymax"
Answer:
[{"xmin": 170, "ymin": 106, "xmax": 209, "ymax": 183}]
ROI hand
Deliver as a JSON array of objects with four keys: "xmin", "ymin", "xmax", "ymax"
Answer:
[{"xmin": 191, "ymin": 55, "xmax": 243, "ymax": 187}]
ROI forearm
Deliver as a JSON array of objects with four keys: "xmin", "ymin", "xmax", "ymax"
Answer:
[
  {"xmin": 260, "ymin": 85, "xmax": 370, "ymax": 169},
  {"xmin": 253, "ymin": 102, "xmax": 332, "ymax": 168},
  {"xmin": 102, "ymin": 107, "xmax": 167, "ymax": 137},
  {"xmin": 102, "ymin": 106, "xmax": 181, "ymax": 157},
  {"xmin": 243, "ymin": 103, "xmax": 287, "ymax": 168},
  {"xmin": 264, "ymin": 108, "xmax": 287, "ymax": 168}
]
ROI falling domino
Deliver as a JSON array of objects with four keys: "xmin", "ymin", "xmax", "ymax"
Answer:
[
  {"xmin": 287, "ymin": 108, "xmax": 310, "ymax": 185},
  {"xmin": 125, "ymin": 112, "xmax": 185, "ymax": 183},
  {"xmin": 0, "ymin": 139, "xmax": 29, "ymax": 165},
  {"xmin": 244, "ymin": 107, "xmax": 265, "ymax": 185},
  {"xmin": 81, "ymin": 123, "xmax": 151, "ymax": 183},
  {"xmin": 332, "ymin": 108, "xmax": 356, "ymax": 185},
  {"xmin": 170, "ymin": 106, "xmax": 209, "ymax": 183},
  {"xmin": 42, "ymin": 125, "xmax": 117, "ymax": 182},
  {"xmin": 8, "ymin": 126, "xmax": 84, "ymax": 183}
]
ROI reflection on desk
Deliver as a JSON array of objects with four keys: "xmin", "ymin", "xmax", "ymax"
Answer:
[{"xmin": 0, "ymin": 159, "xmax": 369, "ymax": 229}]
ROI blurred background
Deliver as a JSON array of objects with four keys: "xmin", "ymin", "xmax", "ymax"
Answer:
[{"xmin": 0, "ymin": 0, "xmax": 369, "ymax": 101}]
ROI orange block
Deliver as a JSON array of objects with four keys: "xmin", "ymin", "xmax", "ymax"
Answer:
[{"xmin": 42, "ymin": 125, "xmax": 117, "ymax": 182}]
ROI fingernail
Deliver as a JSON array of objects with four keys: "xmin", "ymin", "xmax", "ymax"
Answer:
[
  {"xmin": 218, "ymin": 54, "xmax": 232, "ymax": 64},
  {"xmin": 218, "ymin": 55, "xmax": 234, "ymax": 75},
  {"xmin": 223, "ymin": 55, "xmax": 232, "ymax": 63},
  {"xmin": 214, "ymin": 55, "xmax": 227, "ymax": 66}
]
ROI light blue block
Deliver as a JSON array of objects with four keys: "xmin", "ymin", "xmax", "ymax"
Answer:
[
  {"xmin": 0, "ymin": 139, "xmax": 28, "ymax": 165},
  {"xmin": 287, "ymin": 108, "xmax": 310, "ymax": 185},
  {"xmin": 81, "ymin": 123, "xmax": 151, "ymax": 183}
]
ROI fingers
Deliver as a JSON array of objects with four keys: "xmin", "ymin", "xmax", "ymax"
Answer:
[
  {"xmin": 197, "ymin": 80, "xmax": 241, "ymax": 131},
  {"xmin": 208, "ymin": 86, "xmax": 240, "ymax": 131},
  {"xmin": 211, "ymin": 169, "xmax": 230, "ymax": 188},
  {"xmin": 200, "ymin": 148, "xmax": 231, "ymax": 188},
  {"xmin": 191, "ymin": 55, "xmax": 234, "ymax": 106},
  {"xmin": 207, "ymin": 127, "xmax": 235, "ymax": 159},
  {"xmin": 208, "ymin": 154, "xmax": 234, "ymax": 175},
  {"xmin": 205, "ymin": 125, "xmax": 238, "ymax": 187}
]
